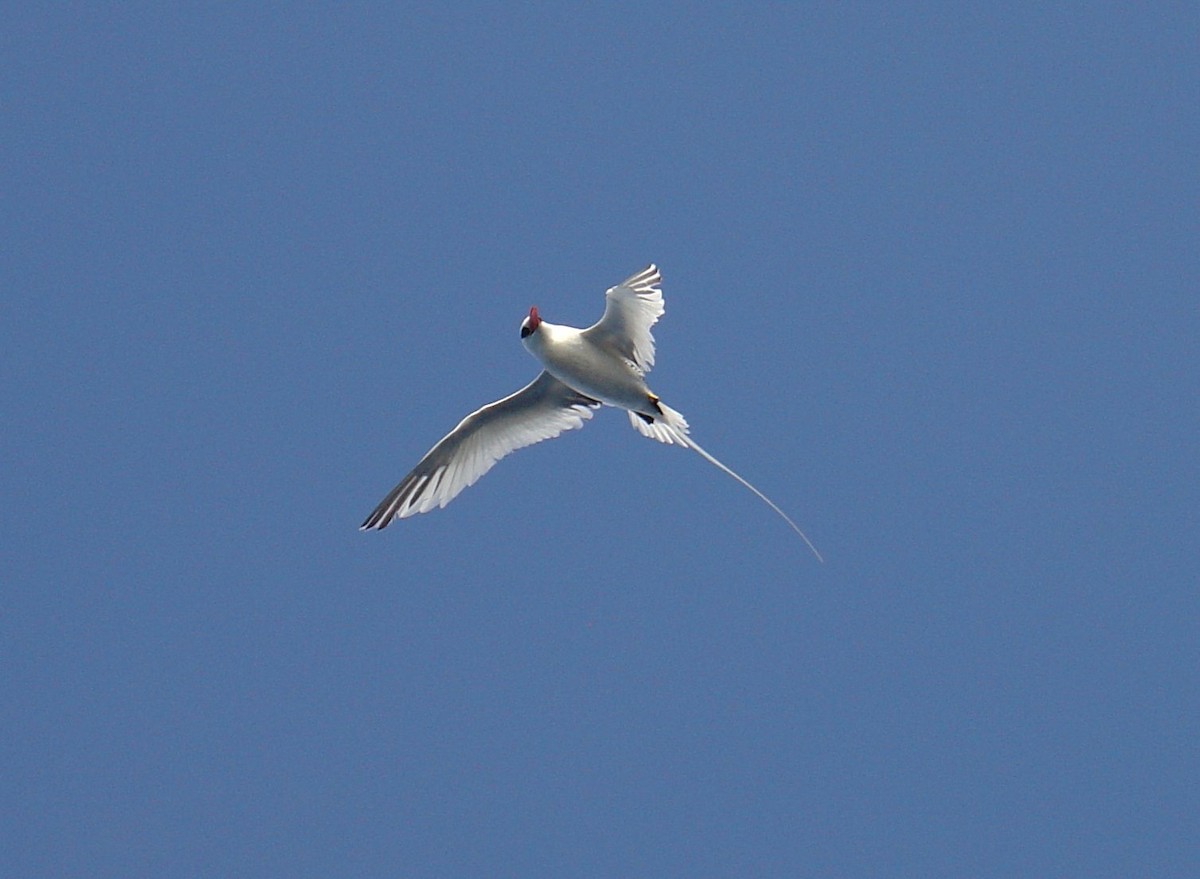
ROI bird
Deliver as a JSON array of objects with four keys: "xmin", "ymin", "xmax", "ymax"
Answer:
[{"xmin": 360, "ymin": 265, "xmax": 822, "ymax": 560}]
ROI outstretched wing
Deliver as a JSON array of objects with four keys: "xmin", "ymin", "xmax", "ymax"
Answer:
[
  {"xmin": 361, "ymin": 372, "xmax": 600, "ymax": 528},
  {"xmin": 582, "ymin": 264, "xmax": 664, "ymax": 374}
]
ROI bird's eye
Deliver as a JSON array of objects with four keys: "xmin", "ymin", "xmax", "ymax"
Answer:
[{"xmin": 520, "ymin": 323, "xmax": 533, "ymax": 339}]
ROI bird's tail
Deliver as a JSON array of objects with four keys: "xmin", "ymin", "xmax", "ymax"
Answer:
[
  {"xmin": 628, "ymin": 403, "xmax": 824, "ymax": 562},
  {"xmin": 628, "ymin": 398, "xmax": 691, "ymax": 446}
]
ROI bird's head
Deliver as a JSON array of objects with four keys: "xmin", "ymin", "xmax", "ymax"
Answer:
[{"xmin": 519, "ymin": 306, "xmax": 541, "ymax": 340}]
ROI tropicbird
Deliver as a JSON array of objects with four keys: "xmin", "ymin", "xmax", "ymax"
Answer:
[{"xmin": 360, "ymin": 265, "xmax": 822, "ymax": 560}]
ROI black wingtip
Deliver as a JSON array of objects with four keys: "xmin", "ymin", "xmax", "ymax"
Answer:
[{"xmin": 360, "ymin": 511, "xmax": 388, "ymax": 531}]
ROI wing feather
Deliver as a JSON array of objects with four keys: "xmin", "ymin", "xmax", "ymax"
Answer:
[
  {"xmin": 361, "ymin": 372, "xmax": 600, "ymax": 528},
  {"xmin": 582, "ymin": 264, "xmax": 664, "ymax": 374}
]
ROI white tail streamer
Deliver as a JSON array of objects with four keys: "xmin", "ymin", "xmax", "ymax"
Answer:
[{"xmin": 629, "ymin": 405, "xmax": 823, "ymax": 562}]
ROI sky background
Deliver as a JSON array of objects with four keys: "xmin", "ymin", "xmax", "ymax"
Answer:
[{"xmin": 4, "ymin": 4, "xmax": 1198, "ymax": 877}]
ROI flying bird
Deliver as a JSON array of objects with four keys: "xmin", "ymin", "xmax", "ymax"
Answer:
[{"xmin": 361, "ymin": 265, "xmax": 822, "ymax": 560}]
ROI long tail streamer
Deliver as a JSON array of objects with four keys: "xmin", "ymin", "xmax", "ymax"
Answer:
[{"xmin": 682, "ymin": 432, "xmax": 824, "ymax": 563}]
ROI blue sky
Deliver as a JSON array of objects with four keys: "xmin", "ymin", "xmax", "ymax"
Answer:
[{"xmin": 4, "ymin": 5, "xmax": 1197, "ymax": 877}]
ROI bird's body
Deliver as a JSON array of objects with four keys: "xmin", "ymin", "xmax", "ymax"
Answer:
[
  {"xmin": 524, "ymin": 321, "xmax": 657, "ymax": 418},
  {"xmin": 361, "ymin": 265, "xmax": 821, "ymax": 560}
]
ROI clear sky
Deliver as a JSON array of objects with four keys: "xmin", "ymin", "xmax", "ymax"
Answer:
[{"xmin": 5, "ymin": 5, "xmax": 1197, "ymax": 877}]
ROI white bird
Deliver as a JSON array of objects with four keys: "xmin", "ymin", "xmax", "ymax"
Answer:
[{"xmin": 361, "ymin": 265, "xmax": 822, "ymax": 560}]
